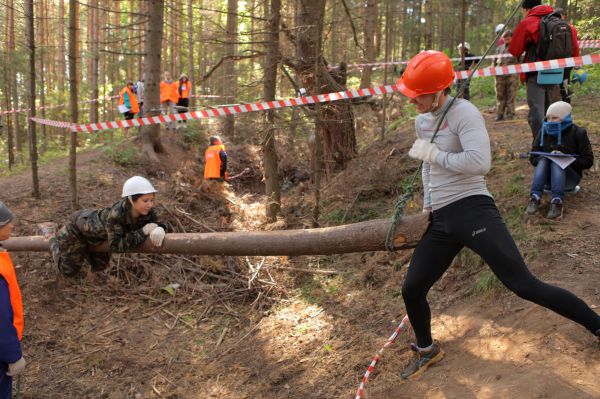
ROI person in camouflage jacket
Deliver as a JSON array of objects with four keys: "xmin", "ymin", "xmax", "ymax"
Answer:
[
  {"xmin": 493, "ymin": 30, "xmax": 520, "ymax": 121},
  {"xmin": 48, "ymin": 176, "xmax": 170, "ymax": 277}
]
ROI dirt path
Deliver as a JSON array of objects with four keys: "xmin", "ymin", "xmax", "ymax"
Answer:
[
  {"xmin": 0, "ymin": 149, "xmax": 101, "ymax": 200},
  {"xmin": 4, "ymin": 107, "xmax": 599, "ymax": 398}
]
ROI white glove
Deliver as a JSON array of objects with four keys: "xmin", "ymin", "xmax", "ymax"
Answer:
[
  {"xmin": 149, "ymin": 227, "xmax": 165, "ymax": 247},
  {"xmin": 142, "ymin": 223, "xmax": 158, "ymax": 235},
  {"xmin": 408, "ymin": 139, "xmax": 441, "ymax": 164},
  {"xmin": 7, "ymin": 357, "xmax": 26, "ymax": 376}
]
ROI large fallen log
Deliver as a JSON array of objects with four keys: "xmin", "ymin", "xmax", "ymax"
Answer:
[{"xmin": 0, "ymin": 213, "xmax": 429, "ymax": 256}]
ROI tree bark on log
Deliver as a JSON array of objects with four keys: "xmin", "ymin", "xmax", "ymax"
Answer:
[{"xmin": 1, "ymin": 214, "xmax": 429, "ymax": 256}]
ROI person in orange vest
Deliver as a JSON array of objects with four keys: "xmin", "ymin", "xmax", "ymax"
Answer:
[
  {"xmin": 175, "ymin": 73, "xmax": 192, "ymax": 129},
  {"xmin": 160, "ymin": 71, "xmax": 179, "ymax": 131},
  {"xmin": 204, "ymin": 136, "xmax": 228, "ymax": 182},
  {"xmin": 0, "ymin": 202, "xmax": 26, "ymax": 398},
  {"xmin": 118, "ymin": 80, "xmax": 140, "ymax": 136}
]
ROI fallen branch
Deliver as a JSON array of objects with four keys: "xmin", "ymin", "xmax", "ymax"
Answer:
[{"xmin": 1, "ymin": 213, "xmax": 429, "ymax": 256}]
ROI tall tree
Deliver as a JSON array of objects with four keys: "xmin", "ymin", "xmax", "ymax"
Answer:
[
  {"xmin": 187, "ymin": 0, "xmax": 194, "ymax": 108},
  {"xmin": 359, "ymin": 0, "xmax": 377, "ymax": 88},
  {"xmin": 57, "ymin": 0, "xmax": 66, "ymax": 92},
  {"xmin": 263, "ymin": 0, "xmax": 282, "ymax": 222},
  {"xmin": 89, "ymin": 0, "xmax": 100, "ymax": 123},
  {"xmin": 295, "ymin": 0, "xmax": 356, "ymax": 173},
  {"xmin": 68, "ymin": 0, "xmax": 79, "ymax": 208},
  {"xmin": 222, "ymin": 0, "xmax": 238, "ymax": 138},
  {"xmin": 140, "ymin": 0, "xmax": 167, "ymax": 164},
  {"xmin": 25, "ymin": 0, "xmax": 40, "ymax": 198}
]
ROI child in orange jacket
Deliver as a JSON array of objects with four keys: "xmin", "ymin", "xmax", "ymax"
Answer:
[{"xmin": 0, "ymin": 202, "xmax": 26, "ymax": 398}]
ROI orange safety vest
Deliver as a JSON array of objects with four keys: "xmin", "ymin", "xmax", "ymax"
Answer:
[
  {"xmin": 204, "ymin": 144, "xmax": 225, "ymax": 179},
  {"xmin": 176, "ymin": 81, "xmax": 192, "ymax": 99},
  {"xmin": 160, "ymin": 80, "xmax": 179, "ymax": 103},
  {"xmin": 118, "ymin": 86, "xmax": 140, "ymax": 114},
  {"xmin": 0, "ymin": 252, "xmax": 23, "ymax": 341}
]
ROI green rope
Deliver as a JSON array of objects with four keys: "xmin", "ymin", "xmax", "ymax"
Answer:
[
  {"xmin": 384, "ymin": 0, "xmax": 525, "ymax": 252},
  {"xmin": 384, "ymin": 163, "xmax": 422, "ymax": 251}
]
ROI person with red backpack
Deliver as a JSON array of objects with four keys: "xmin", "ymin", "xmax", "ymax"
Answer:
[{"xmin": 509, "ymin": 0, "xmax": 580, "ymax": 141}]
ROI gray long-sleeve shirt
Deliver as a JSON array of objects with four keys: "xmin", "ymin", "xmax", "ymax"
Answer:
[{"xmin": 415, "ymin": 96, "xmax": 492, "ymax": 210}]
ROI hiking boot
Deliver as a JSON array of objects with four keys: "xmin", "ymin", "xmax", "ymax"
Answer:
[
  {"xmin": 494, "ymin": 115, "xmax": 504, "ymax": 121},
  {"xmin": 547, "ymin": 198, "xmax": 563, "ymax": 219},
  {"xmin": 401, "ymin": 343, "xmax": 445, "ymax": 380},
  {"xmin": 526, "ymin": 196, "xmax": 541, "ymax": 215}
]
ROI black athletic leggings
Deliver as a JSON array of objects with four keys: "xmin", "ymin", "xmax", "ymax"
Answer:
[{"xmin": 402, "ymin": 195, "xmax": 600, "ymax": 348}]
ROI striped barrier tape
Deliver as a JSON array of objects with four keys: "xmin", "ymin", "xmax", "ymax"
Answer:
[
  {"xmin": 30, "ymin": 117, "xmax": 74, "ymax": 129},
  {"xmin": 30, "ymin": 54, "xmax": 600, "ymax": 133},
  {"xmin": 0, "ymin": 95, "xmax": 119, "ymax": 116},
  {"xmin": 340, "ymin": 39, "xmax": 600, "ymax": 70},
  {"xmin": 0, "ymin": 93, "xmax": 223, "ymax": 116},
  {"xmin": 64, "ymin": 85, "xmax": 398, "ymax": 132},
  {"xmin": 355, "ymin": 315, "xmax": 410, "ymax": 399},
  {"xmin": 579, "ymin": 39, "xmax": 600, "ymax": 48},
  {"xmin": 455, "ymin": 53, "xmax": 600, "ymax": 79}
]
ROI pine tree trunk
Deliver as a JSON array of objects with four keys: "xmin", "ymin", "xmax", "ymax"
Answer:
[
  {"xmin": 263, "ymin": 0, "xmax": 282, "ymax": 222},
  {"xmin": 296, "ymin": 0, "xmax": 356, "ymax": 174},
  {"xmin": 222, "ymin": 0, "xmax": 237, "ymax": 138},
  {"xmin": 425, "ymin": 0, "xmax": 433, "ymax": 49},
  {"xmin": 68, "ymin": 0, "xmax": 79, "ymax": 209},
  {"xmin": 25, "ymin": 0, "xmax": 40, "ymax": 198},
  {"xmin": 360, "ymin": 0, "xmax": 377, "ymax": 88},
  {"xmin": 89, "ymin": 0, "xmax": 100, "ymax": 123},
  {"xmin": 2, "ymin": 10, "xmax": 14, "ymax": 169},
  {"xmin": 140, "ymin": 0, "xmax": 166, "ymax": 165},
  {"xmin": 57, "ymin": 0, "xmax": 66, "ymax": 92},
  {"xmin": 187, "ymin": 0, "xmax": 194, "ymax": 108}
]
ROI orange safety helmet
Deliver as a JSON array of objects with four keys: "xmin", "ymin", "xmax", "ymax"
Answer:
[{"xmin": 397, "ymin": 51, "xmax": 455, "ymax": 99}]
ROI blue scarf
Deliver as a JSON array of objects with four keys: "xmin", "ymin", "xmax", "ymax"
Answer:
[{"xmin": 540, "ymin": 114, "xmax": 573, "ymax": 147}]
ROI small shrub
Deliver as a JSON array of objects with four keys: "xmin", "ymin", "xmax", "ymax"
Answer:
[
  {"xmin": 102, "ymin": 142, "xmax": 141, "ymax": 167},
  {"xmin": 472, "ymin": 270, "xmax": 502, "ymax": 296}
]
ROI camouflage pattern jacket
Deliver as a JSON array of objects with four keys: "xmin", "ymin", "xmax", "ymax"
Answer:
[{"xmin": 67, "ymin": 198, "xmax": 169, "ymax": 253}]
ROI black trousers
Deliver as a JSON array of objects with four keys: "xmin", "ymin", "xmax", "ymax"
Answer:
[{"xmin": 402, "ymin": 195, "xmax": 600, "ymax": 348}]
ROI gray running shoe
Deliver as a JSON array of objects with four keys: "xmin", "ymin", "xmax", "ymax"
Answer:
[
  {"xmin": 526, "ymin": 196, "xmax": 541, "ymax": 215},
  {"xmin": 401, "ymin": 343, "xmax": 445, "ymax": 380}
]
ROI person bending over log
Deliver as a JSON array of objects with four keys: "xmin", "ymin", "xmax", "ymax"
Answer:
[
  {"xmin": 42, "ymin": 176, "xmax": 170, "ymax": 278},
  {"xmin": 395, "ymin": 50, "xmax": 600, "ymax": 379}
]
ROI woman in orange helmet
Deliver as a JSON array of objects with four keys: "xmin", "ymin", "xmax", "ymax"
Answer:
[{"xmin": 396, "ymin": 51, "xmax": 600, "ymax": 379}]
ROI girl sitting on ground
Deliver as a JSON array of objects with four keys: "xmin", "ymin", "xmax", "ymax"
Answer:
[{"xmin": 526, "ymin": 101, "xmax": 594, "ymax": 219}]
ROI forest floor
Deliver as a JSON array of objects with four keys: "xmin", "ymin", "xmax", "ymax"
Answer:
[{"xmin": 2, "ymin": 97, "xmax": 600, "ymax": 399}]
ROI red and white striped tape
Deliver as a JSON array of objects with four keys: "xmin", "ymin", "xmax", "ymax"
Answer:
[
  {"xmin": 29, "ymin": 54, "xmax": 600, "ymax": 133},
  {"xmin": 0, "ymin": 95, "xmax": 119, "ymax": 116},
  {"xmin": 455, "ymin": 53, "xmax": 599, "ymax": 79},
  {"xmin": 30, "ymin": 117, "xmax": 74, "ymax": 129},
  {"xmin": 65, "ymin": 85, "xmax": 398, "ymax": 132},
  {"xmin": 355, "ymin": 315, "xmax": 410, "ymax": 399},
  {"xmin": 341, "ymin": 39, "xmax": 600, "ymax": 70},
  {"xmin": 579, "ymin": 39, "xmax": 600, "ymax": 48}
]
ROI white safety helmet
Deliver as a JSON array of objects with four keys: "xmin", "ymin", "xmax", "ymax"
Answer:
[
  {"xmin": 495, "ymin": 24, "xmax": 505, "ymax": 34},
  {"xmin": 457, "ymin": 42, "xmax": 470, "ymax": 51},
  {"xmin": 121, "ymin": 176, "xmax": 158, "ymax": 198}
]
